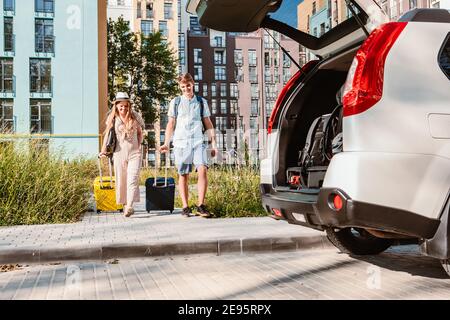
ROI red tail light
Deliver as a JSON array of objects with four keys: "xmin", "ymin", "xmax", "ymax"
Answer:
[
  {"xmin": 267, "ymin": 60, "xmax": 318, "ymax": 134},
  {"xmin": 342, "ymin": 22, "xmax": 407, "ymax": 117},
  {"xmin": 332, "ymin": 194, "xmax": 343, "ymax": 211}
]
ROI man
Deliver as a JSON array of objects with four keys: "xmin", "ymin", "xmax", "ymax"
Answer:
[{"xmin": 160, "ymin": 73, "xmax": 217, "ymax": 218}]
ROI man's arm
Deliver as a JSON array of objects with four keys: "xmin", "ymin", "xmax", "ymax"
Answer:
[
  {"xmin": 160, "ymin": 117, "xmax": 176, "ymax": 153},
  {"xmin": 203, "ymin": 117, "xmax": 217, "ymax": 157}
]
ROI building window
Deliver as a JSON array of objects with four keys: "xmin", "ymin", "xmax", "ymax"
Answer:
[
  {"xmin": 141, "ymin": 20, "xmax": 153, "ymax": 36},
  {"xmin": 220, "ymin": 83, "xmax": 227, "ymax": 97},
  {"xmin": 212, "ymin": 36, "xmax": 224, "ymax": 47},
  {"xmin": 35, "ymin": 19, "xmax": 54, "ymax": 53},
  {"xmin": 30, "ymin": 59, "xmax": 51, "ymax": 93},
  {"xmin": 265, "ymin": 84, "xmax": 277, "ymax": 100},
  {"xmin": 30, "ymin": 99, "xmax": 51, "ymax": 133},
  {"xmin": 432, "ymin": 1, "xmax": 440, "ymax": 8},
  {"xmin": 229, "ymin": 83, "xmax": 238, "ymax": 98},
  {"xmin": 35, "ymin": 0, "xmax": 54, "ymax": 13},
  {"xmin": 194, "ymin": 82, "xmax": 199, "ymax": 93},
  {"xmin": 248, "ymin": 49, "xmax": 257, "ymax": 66},
  {"xmin": 409, "ymin": 0, "xmax": 417, "ymax": 9},
  {"xmin": 211, "ymin": 83, "xmax": 216, "ymax": 97},
  {"xmin": 251, "ymin": 84, "xmax": 259, "ymax": 99},
  {"xmin": 159, "ymin": 21, "xmax": 168, "ymax": 37},
  {"xmin": 266, "ymin": 100, "xmax": 274, "ymax": 115},
  {"xmin": 137, "ymin": 0, "xmax": 142, "ymax": 18},
  {"xmin": 229, "ymin": 100, "xmax": 237, "ymax": 114},
  {"xmin": 235, "ymin": 66, "xmax": 244, "ymax": 82},
  {"xmin": 312, "ymin": 1, "xmax": 316, "ymax": 15},
  {"xmin": 179, "ymin": 33, "xmax": 185, "ymax": 48},
  {"xmin": 220, "ymin": 100, "xmax": 227, "ymax": 114},
  {"xmin": 264, "ymin": 52, "xmax": 271, "ymax": 67},
  {"xmin": 250, "ymin": 117, "xmax": 258, "ymax": 130},
  {"xmin": 4, "ymin": 0, "xmax": 14, "ymax": 11},
  {"xmin": 251, "ymin": 99, "xmax": 258, "ymax": 116},
  {"xmin": 0, "ymin": 58, "xmax": 13, "ymax": 93},
  {"xmin": 283, "ymin": 52, "xmax": 291, "ymax": 68},
  {"xmin": 4, "ymin": 17, "xmax": 13, "ymax": 52},
  {"xmin": 193, "ymin": 48, "xmax": 202, "ymax": 64},
  {"xmin": 216, "ymin": 133, "xmax": 224, "ymax": 150},
  {"xmin": 164, "ymin": 2, "xmax": 172, "ymax": 19},
  {"xmin": 273, "ymin": 51, "xmax": 279, "ymax": 67},
  {"xmin": 202, "ymin": 83, "xmax": 208, "ymax": 97},
  {"xmin": 194, "ymin": 65, "xmax": 203, "ymax": 81},
  {"xmin": 214, "ymin": 66, "xmax": 226, "ymax": 80},
  {"xmin": 179, "ymin": 50, "xmax": 185, "ymax": 66},
  {"xmin": 283, "ymin": 68, "xmax": 291, "ymax": 84},
  {"xmin": 215, "ymin": 116, "xmax": 227, "ymax": 131},
  {"xmin": 146, "ymin": 1, "xmax": 153, "ymax": 18},
  {"xmin": 264, "ymin": 67, "xmax": 272, "ymax": 83},
  {"xmin": 249, "ymin": 66, "xmax": 257, "ymax": 83},
  {"xmin": 214, "ymin": 50, "xmax": 226, "ymax": 64},
  {"xmin": 211, "ymin": 99, "xmax": 217, "ymax": 114},
  {"xmin": 274, "ymin": 67, "xmax": 280, "ymax": 83},
  {"xmin": 234, "ymin": 49, "xmax": 243, "ymax": 65},
  {"xmin": 0, "ymin": 99, "xmax": 13, "ymax": 132}
]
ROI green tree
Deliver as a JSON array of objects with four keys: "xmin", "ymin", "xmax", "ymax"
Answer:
[{"xmin": 107, "ymin": 17, "xmax": 179, "ymax": 127}]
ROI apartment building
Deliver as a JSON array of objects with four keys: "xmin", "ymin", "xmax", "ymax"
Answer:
[
  {"xmin": 187, "ymin": 26, "xmax": 299, "ymax": 165},
  {"xmin": 0, "ymin": 0, "xmax": 108, "ymax": 158},
  {"xmin": 107, "ymin": 0, "xmax": 134, "ymax": 30}
]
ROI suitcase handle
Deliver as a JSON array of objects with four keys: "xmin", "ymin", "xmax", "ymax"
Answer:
[
  {"xmin": 154, "ymin": 150, "xmax": 169, "ymax": 187},
  {"xmin": 98, "ymin": 156, "xmax": 114, "ymax": 189}
]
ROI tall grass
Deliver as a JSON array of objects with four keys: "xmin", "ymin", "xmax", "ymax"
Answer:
[{"xmin": 0, "ymin": 142, "xmax": 97, "ymax": 225}]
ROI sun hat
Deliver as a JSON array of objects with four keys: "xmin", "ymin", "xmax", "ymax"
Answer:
[{"xmin": 113, "ymin": 92, "xmax": 130, "ymax": 103}]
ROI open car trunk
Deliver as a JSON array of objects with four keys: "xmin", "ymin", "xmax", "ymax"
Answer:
[{"xmin": 275, "ymin": 48, "xmax": 359, "ymax": 189}]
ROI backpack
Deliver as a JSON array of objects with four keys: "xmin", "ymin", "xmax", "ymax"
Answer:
[{"xmin": 173, "ymin": 95, "xmax": 205, "ymax": 131}]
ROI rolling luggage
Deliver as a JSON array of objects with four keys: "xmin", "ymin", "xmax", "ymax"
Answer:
[
  {"xmin": 93, "ymin": 156, "xmax": 123, "ymax": 213},
  {"xmin": 145, "ymin": 155, "xmax": 175, "ymax": 213}
]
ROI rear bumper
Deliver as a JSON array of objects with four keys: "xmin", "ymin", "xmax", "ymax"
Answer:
[{"xmin": 261, "ymin": 184, "xmax": 440, "ymax": 239}]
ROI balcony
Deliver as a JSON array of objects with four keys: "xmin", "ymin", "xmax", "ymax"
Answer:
[
  {"xmin": 0, "ymin": 116, "xmax": 15, "ymax": 134},
  {"xmin": 146, "ymin": 10, "xmax": 154, "ymax": 18},
  {"xmin": 30, "ymin": 115, "xmax": 53, "ymax": 134},
  {"xmin": 30, "ymin": 76, "xmax": 53, "ymax": 98},
  {"xmin": 211, "ymin": 39, "xmax": 225, "ymax": 48},
  {"xmin": 0, "ymin": 75, "xmax": 16, "ymax": 98},
  {"xmin": 4, "ymin": 34, "xmax": 15, "ymax": 55},
  {"xmin": 35, "ymin": 36, "xmax": 55, "ymax": 56}
]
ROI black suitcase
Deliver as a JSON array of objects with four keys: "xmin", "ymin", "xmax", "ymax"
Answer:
[{"xmin": 145, "ymin": 165, "xmax": 175, "ymax": 213}]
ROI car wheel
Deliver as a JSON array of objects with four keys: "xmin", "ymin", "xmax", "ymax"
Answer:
[
  {"xmin": 326, "ymin": 227, "xmax": 393, "ymax": 255},
  {"xmin": 441, "ymin": 259, "xmax": 450, "ymax": 277}
]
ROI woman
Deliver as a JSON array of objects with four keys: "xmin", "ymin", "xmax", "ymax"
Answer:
[{"xmin": 99, "ymin": 92, "xmax": 145, "ymax": 217}]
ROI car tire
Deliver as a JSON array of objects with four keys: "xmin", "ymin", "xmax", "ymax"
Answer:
[
  {"xmin": 326, "ymin": 227, "xmax": 393, "ymax": 255},
  {"xmin": 441, "ymin": 259, "xmax": 450, "ymax": 277}
]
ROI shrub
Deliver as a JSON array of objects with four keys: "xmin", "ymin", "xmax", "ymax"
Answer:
[{"xmin": 0, "ymin": 142, "xmax": 97, "ymax": 226}]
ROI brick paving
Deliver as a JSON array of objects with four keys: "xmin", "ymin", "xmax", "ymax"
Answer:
[{"xmin": 1, "ymin": 246, "xmax": 449, "ymax": 300}]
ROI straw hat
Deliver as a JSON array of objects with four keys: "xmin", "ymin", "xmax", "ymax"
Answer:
[{"xmin": 113, "ymin": 92, "xmax": 130, "ymax": 103}]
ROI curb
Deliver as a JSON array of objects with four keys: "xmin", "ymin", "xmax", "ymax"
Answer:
[{"xmin": 0, "ymin": 235, "xmax": 334, "ymax": 265}]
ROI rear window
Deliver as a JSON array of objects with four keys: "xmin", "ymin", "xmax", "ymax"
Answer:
[
  {"xmin": 269, "ymin": 0, "xmax": 360, "ymax": 38},
  {"xmin": 439, "ymin": 33, "xmax": 450, "ymax": 80}
]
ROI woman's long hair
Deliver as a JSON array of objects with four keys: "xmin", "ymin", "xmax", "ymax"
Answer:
[{"xmin": 103, "ymin": 101, "xmax": 137, "ymax": 139}]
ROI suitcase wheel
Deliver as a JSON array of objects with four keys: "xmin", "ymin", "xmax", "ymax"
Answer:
[
  {"xmin": 147, "ymin": 211, "xmax": 150, "ymax": 213},
  {"xmin": 118, "ymin": 208, "xmax": 123, "ymax": 213},
  {"xmin": 97, "ymin": 209, "xmax": 101, "ymax": 214}
]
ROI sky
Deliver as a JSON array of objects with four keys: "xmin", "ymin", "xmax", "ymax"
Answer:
[{"xmin": 269, "ymin": 0, "xmax": 304, "ymax": 28}]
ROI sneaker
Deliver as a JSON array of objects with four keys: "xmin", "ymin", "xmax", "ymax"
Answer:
[
  {"xmin": 181, "ymin": 207, "xmax": 192, "ymax": 218},
  {"xmin": 196, "ymin": 204, "xmax": 212, "ymax": 218}
]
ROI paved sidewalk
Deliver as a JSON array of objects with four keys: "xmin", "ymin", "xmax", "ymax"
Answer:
[{"xmin": 0, "ymin": 188, "xmax": 331, "ymax": 264}]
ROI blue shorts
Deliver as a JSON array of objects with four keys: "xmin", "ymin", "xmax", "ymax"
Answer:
[{"xmin": 174, "ymin": 143, "xmax": 209, "ymax": 175}]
